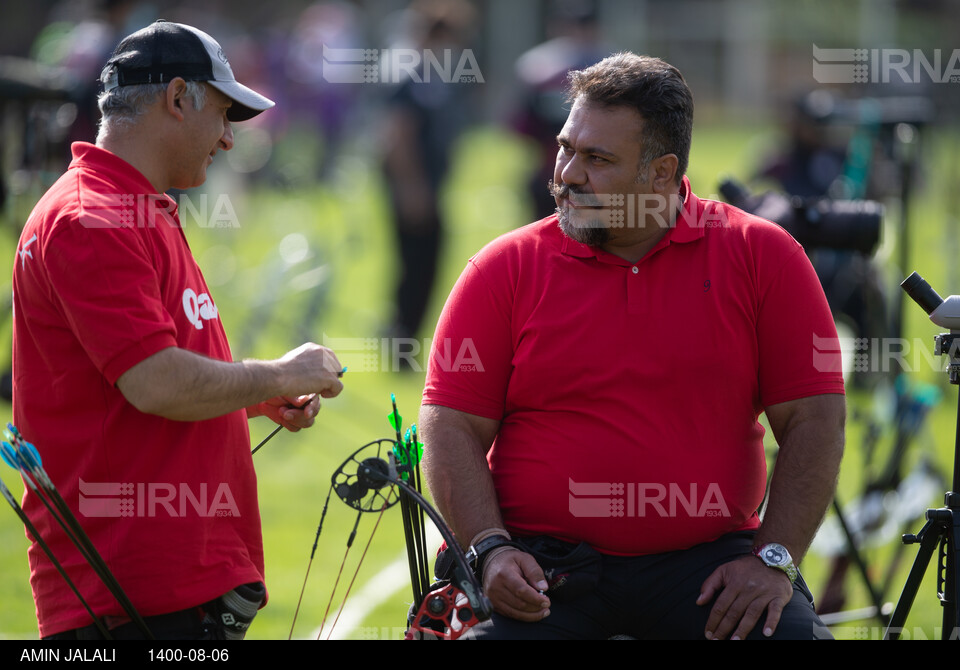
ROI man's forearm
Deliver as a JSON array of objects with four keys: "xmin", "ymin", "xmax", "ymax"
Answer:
[
  {"xmin": 758, "ymin": 394, "xmax": 846, "ymax": 562},
  {"xmin": 116, "ymin": 344, "xmax": 342, "ymax": 421},
  {"xmin": 419, "ymin": 405, "xmax": 553, "ymax": 620},
  {"xmin": 419, "ymin": 404, "xmax": 505, "ymax": 547}
]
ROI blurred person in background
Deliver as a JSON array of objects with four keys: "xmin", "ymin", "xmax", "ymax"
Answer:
[
  {"xmin": 29, "ymin": 0, "xmax": 142, "ymax": 147},
  {"xmin": 281, "ymin": 1, "xmax": 365, "ymax": 180},
  {"xmin": 379, "ymin": 0, "xmax": 479, "ymax": 353},
  {"xmin": 511, "ymin": 0, "xmax": 608, "ymax": 220},
  {"xmin": 755, "ymin": 90, "xmax": 890, "ymax": 388}
]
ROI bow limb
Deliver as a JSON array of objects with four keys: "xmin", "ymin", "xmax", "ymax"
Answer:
[{"xmin": 390, "ymin": 477, "xmax": 493, "ymax": 639}]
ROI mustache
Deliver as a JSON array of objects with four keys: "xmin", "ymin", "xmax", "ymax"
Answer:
[{"xmin": 548, "ymin": 180, "xmax": 602, "ymax": 207}]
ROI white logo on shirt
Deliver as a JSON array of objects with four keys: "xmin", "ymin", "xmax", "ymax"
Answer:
[
  {"xmin": 18, "ymin": 234, "xmax": 37, "ymax": 269},
  {"xmin": 182, "ymin": 288, "xmax": 218, "ymax": 330}
]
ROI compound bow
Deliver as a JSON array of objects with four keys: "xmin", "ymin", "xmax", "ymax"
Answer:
[{"xmin": 288, "ymin": 395, "xmax": 492, "ymax": 640}]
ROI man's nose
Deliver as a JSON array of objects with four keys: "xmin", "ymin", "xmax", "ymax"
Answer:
[
  {"xmin": 220, "ymin": 122, "xmax": 234, "ymax": 151},
  {"xmin": 559, "ymin": 151, "xmax": 586, "ymax": 186}
]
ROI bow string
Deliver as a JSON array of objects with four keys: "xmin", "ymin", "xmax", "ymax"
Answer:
[{"xmin": 288, "ymin": 394, "xmax": 492, "ymax": 640}]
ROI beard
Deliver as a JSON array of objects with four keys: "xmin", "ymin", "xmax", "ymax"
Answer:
[{"xmin": 548, "ymin": 179, "xmax": 611, "ymax": 247}]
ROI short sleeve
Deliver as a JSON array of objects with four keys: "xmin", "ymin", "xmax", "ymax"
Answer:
[
  {"xmin": 422, "ymin": 258, "xmax": 515, "ymax": 421},
  {"xmin": 755, "ymin": 233, "xmax": 846, "ymax": 407},
  {"xmin": 43, "ymin": 221, "xmax": 178, "ymax": 384}
]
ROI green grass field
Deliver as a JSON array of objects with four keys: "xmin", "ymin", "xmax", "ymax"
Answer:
[{"xmin": 1, "ymin": 119, "xmax": 959, "ymax": 640}]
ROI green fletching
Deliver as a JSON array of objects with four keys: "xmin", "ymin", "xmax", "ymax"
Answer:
[
  {"xmin": 386, "ymin": 395, "xmax": 424, "ymax": 479},
  {"xmin": 392, "ymin": 435, "xmax": 424, "ymax": 478},
  {"xmin": 388, "ymin": 411, "xmax": 402, "ymax": 432}
]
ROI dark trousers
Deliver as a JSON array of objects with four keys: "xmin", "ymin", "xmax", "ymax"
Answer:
[
  {"xmin": 387, "ymin": 185, "xmax": 443, "ymax": 342},
  {"xmin": 44, "ymin": 608, "xmax": 206, "ymax": 641},
  {"xmin": 464, "ymin": 532, "xmax": 832, "ymax": 640}
]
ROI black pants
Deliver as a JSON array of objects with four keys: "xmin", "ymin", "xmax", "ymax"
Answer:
[
  {"xmin": 387, "ymin": 188, "xmax": 442, "ymax": 343},
  {"xmin": 44, "ymin": 608, "xmax": 207, "ymax": 641},
  {"xmin": 464, "ymin": 532, "xmax": 832, "ymax": 640}
]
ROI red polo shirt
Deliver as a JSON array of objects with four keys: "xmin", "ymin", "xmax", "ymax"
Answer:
[
  {"xmin": 12, "ymin": 143, "xmax": 263, "ymax": 637},
  {"xmin": 423, "ymin": 179, "xmax": 844, "ymax": 555}
]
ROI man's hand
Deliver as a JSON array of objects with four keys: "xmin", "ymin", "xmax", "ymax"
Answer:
[
  {"xmin": 252, "ymin": 394, "xmax": 319, "ymax": 431},
  {"xmin": 482, "ymin": 548, "xmax": 551, "ymax": 622},
  {"xmin": 693, "ymin": 393, "xmax": 843, "ymax": 640},
  {"xmin": 276, "ymin": 343, "xmax": 344, "ymax": 399},
  {"xmin": 697, "ymin": 554, "xmax": 793, "ymax": 639}
]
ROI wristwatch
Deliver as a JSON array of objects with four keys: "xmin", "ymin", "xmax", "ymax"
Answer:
[{"xmin": 753, "ymin": 543, "xmax": 798, "ymax": 583}]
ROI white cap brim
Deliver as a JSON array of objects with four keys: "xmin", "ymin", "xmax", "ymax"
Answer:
[
  {"xmin": 179, "ymin": 23, "xmax": 275, "ymax": 122},
  {"xmin": 207, "ymin": 79, "xmax": 275, "ymax": 121}
]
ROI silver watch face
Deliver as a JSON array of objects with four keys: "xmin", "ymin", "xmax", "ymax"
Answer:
[{"xmin": 759, "ymin": 544, "xmax": 790, "ymax": 567}]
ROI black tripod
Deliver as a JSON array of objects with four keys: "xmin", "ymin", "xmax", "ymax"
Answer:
[{"xmin": 884, "ymin": 273, "xmax": 960, "ymax": 640}]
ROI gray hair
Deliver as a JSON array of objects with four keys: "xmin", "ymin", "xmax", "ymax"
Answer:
[{"xmin": 96, "ymin": 79, "xmax": 207, "ymax": 142}]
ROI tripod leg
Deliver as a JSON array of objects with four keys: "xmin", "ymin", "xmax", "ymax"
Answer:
[
  {"xmin": 818, "ymin": 555, "xmax": 850, "ymax": 614},
  {"xmin": 884, "ymin": 518, "xmax": 940, "ymax": 639},
  {"xmin": 941, "ymin": 508, "xmax": 959, "ymax": 639},
  {"xmin": 825, "ymin": 497, "xmax": 889, "ymax": 624}
]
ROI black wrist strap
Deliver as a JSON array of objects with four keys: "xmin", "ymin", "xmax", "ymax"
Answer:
[{"xmin": 467, "ymin": 535, "xmax": 523, "ymax": 577}]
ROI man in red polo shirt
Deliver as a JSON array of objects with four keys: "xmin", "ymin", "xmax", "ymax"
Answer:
[
  {"xmin": 420, "ymin": 53, "xmax": 845, "ymax": 640},
  {"xmin": 12, "ymin": 21, "xmax": 344, "ymax": 640}
]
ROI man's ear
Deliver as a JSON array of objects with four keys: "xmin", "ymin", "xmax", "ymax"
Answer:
[
  {"xmin": 164, "ymin": 78, "xmax": 188, "ymax": 121},
  {"xmin": 650, "ymin": 154, "xmax": 679, "ymax": 193}
]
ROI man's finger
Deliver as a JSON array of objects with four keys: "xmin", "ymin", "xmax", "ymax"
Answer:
[
  {"xmin": 704, "ymin": 588, "xmax": 739, "ymax": 639},
  {"xmin": 759, "ymin": 597, "xmax": 785, "ymax": 638},
  {"xmin": 696, "ymin": 567, "xmax": 723, "ymax": 606},
  {"xmin": 727, "ymin": 598, "xmax": 766, "ymax": 640}
]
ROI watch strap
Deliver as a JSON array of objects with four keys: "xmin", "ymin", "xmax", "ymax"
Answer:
[
  {"xmin": 466, "ymin": 534, "xmax": 522, "ymax": 578},
  {"xmin": 753, "ymin": 543, "xmax": 799, "ymax": 583}
]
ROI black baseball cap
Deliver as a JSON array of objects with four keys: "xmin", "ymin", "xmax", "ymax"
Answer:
[{"xmin": 101, "ymin": 20, "xmax": 274, "ymax": 122}]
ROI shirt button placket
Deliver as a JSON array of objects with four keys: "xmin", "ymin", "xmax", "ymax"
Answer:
[{"xmin": 627, "ymin": 264, "xmax": 643, "ymax": 314}]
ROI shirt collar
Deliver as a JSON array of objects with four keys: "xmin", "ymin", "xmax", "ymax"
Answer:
[
  {"xmin": 69, "ymin": 142, "xmax": 160, "ymax": 197},
  {"xmin": 69, "ymin": 142, "xmax": 181, "ymax": 221}
]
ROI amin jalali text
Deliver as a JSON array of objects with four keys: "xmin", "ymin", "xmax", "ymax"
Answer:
[{"xmin": 21, "ymin": 648, "xmax": 116, "ymax": 662}]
